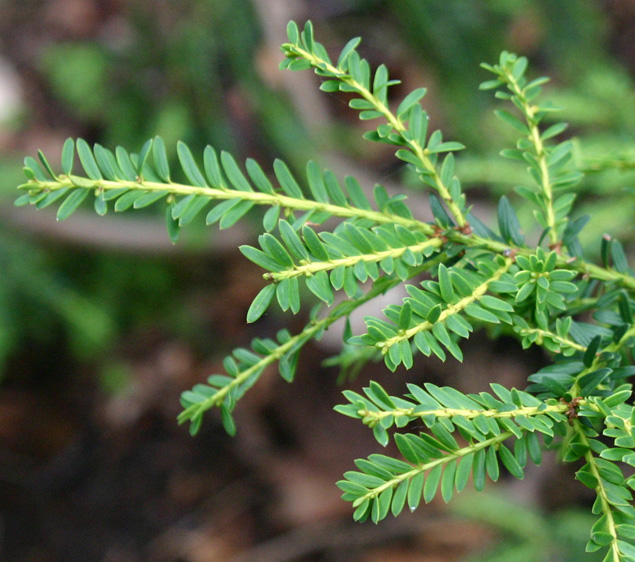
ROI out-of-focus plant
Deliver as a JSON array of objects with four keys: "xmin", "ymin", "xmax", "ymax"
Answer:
[
  {"xmin": 0, "ymin": 231, "xmax": 113, "ymax": 371},
  {"xmin": 37, "ymin": 0, "xmax": 311, "ymax": 164},
  {"xmin": 453, "ymin": 491, "xmax": 605, "ymax": 562}
]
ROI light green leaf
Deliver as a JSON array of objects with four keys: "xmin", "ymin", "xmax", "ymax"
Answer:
[
  {"xmin": 397, "ymin": 87, "xmax": 427, "ymax": 118},
  {"xmin": 57, "ymin": 188, "xmax": 88, "ymax": 220},
  {"xmin": 177, "ymin": 141, "xmax": 207, "ymax": 187},
  {"xmin": 274, "ymin": 159, "xmax": 304, "ymax": 199},
  {"xmin": 424, "ymin": 464, "xmax": 442, "ymax": 503},
  {"xmin": 152, "ymin": 136, "xmax": 170, "ymax": 182},
  {"xmin": 61, "ymin": 138, "xmax": 75, "ymax": 175},
  {"xmin": 438, "ymin": 264, "xmax": 455, "ymax": 303},
  {"xmin": 76, "ymin": 138, "xmax": 102, "ymax": 180}
]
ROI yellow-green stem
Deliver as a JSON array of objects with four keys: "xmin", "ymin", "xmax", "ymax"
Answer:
[
  {"xmin": 574, "ymin": 421, "xmax": 621, "ymax": 562},
  {"xmin": 356, "ymin": 431, "xmax": 513, "ymax": 502},
  {"xmin": 266, "ymin": 238, "xmax": 442, "ymax": 281},
  {"xmin": 19, "ymin": 177, "xmax": 635, "ymax": 291},
  {"xmin": 505, "ymin": 71, "xmax": 559, "ymax": 247},
  {"xmin": 360, "ymin": 400, "xmax": 570, "ymax": 425},
  {"xmin": 377, "ymin": 257, "xmax": 513, "ymax": 351}
]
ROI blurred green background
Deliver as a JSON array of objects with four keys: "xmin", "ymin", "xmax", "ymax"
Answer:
[{"xmin": 0, "ymin": 1, "xmax": 632, "ymax": 561}]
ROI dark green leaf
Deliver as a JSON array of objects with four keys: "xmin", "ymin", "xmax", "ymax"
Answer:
[
  {"xmin": 437, "ymin": 264, "xmax": 455, "ymax": 303},
  {"xmin": 114, "ymin": 189, "xmax": 144, "ymax": 211},
  {"xmin": 465, "ymin": 304, "xmax": 500, "ymax": 324},
  {"xmin": 203, "ymin": 146, "xmax": 223, "ymax": 187},
  {"xmin": 498, "ymin": 444, "xmax": 524, "ymax": 479},
  {"xmin": 279, "ymin": 219, "xmax": 309, "ymax": 260},
  {"xmin": 391, "ymin": 479, "xmax": 408, "ymax": 517},
  {"xmin": 611, "ymin": 239, "xmax": 630, "ymax": 273},
  {"xmin": 166, "ymin": 205, "xmax": 180, "ymax": 243},
  {"xmin": 429, "ymin": 194, "xmax": 453, "ymax": 227},
  {"xmin": 303, "ymin": 226, "xmax": 329, "ymax": 260},
  {"xmin": 486, "ymin": 445, "xmax": 499, "ymax": 481},
  {"xmin": 263, "ymin": 206, "xmax": 280, "ymax": 232},
  {"xmin": 220, "ymin": 405, "xmax": 236, "ymax": 436},
  {"xmin": 399, "ymin": 301, "xmax": 412, "ymax": 330},
  {"xmin": 426, "ymin": 304, "xmax": 442, "ymax": 324},
  {"xmin": 472, "ymin": 449, "xmax": 486, "ymax": 491},
  {"xmin": 247, "ymin": 284, "xmax": 276, "ymax": 323},
  {"xmin": 306, "ymin": 161, "xmax": 329, "ymax": 203},
  {"xmin": 345, "ymin": 176, "xmax": 371, "ymax": 210},
  {"xmin": 136, "ymin": 138, "xmax": 153, "ymax": 173},
  {"xmin": 239, "ymin": 245, "xmax": 284, "ymax": 272},
  {"xmin": 480, "ymin": 295, "xmax": 514, "ymax": 312},
  {"xmin": 306, "ymin": 271, "xmax": 333, "ymax": 304},
  {"xmin": 583, "ymin": 336, "xmax": 602, "ymax": 368},
  {"xmin": 259, "ymin": 233, "xmax": 294, "ymax": 267},
  {"xmin": 562, "ymin": 215, "xmax": 590, "ymax": 245},
  {"xmin": 497, "ymin": 196, "xmax": 524, "ymax": 246},
  {"xmin": 324, "ymin": 170, "xmax": 347, "ymax": 206}
]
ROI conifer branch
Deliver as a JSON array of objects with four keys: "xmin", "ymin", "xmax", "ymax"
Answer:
[
  {"xmin": 18, "ymin": 174, "xmax": 433, "ymax": 235},
  {"xmin": 11, "ymin": 21, "xmax": 635, "ymax": 560},
  {"xmin": 573, "ymin": 422, "xmax": 623, "ymax": 561},
  {"xmin": 281, "ymin": 22, "xmax": 468, "ymax": 228},
  {"xmin": 356, "ymin": 400, "xmax": 570, "ymax": 427},
  {"xmin": 263, "ymin": 237, "xmax": 442, "ymax": 282},
  {"xmin": 345, "ymin": 431, "xmax": 514, "ymax": 515},
  {"xmin": 374, "ymin": 256, "xmax": 513, "ymax": 354}
]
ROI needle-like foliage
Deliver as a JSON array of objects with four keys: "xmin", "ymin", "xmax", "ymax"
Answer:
[{"xmin": 14, "ymin": 21, "xmax": 635, "ymax": 561}]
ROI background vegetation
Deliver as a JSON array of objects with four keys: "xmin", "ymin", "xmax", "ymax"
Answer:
[{"xmin": 0, "ymin": 1, "xmax": 633, "ymax": 561}]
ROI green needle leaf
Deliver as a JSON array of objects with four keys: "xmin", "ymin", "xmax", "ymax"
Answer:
[
  {"xmin": 61, "ymin": 138, "xmax": 75, "ymax": 175},
  {"xmin": 247, "ymin": 284, "xmax": 276, "ymax": 323},
  {"xmin": 57, "ymin": 189, "xmax": 88, "ymax": 221}
]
